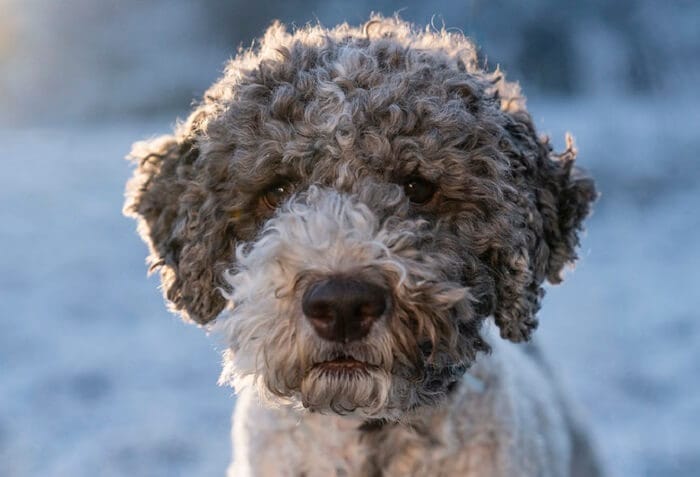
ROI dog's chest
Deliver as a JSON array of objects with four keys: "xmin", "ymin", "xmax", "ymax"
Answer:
[
  {"xmin": 293, "ymin": 413, "xmax": 477, "ymax": 477},
  {"xmin": 232, "ymin": 391, "xmax": 371, "ymax": 476},
  {"xmin": 295, "ymin": 415, "xmax": 368, "ymax": 476},
  {"xmin": 265, "ymin": 414, "xmax": 447, "ymax": 477},
  {"xmin": 232, "ymin": 377, "xmax": 502, "ymax": 477}
]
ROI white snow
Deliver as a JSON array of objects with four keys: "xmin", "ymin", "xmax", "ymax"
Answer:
[{"xmin": 1, "ymin": 98, "xmax": 698, "ymax": 475}]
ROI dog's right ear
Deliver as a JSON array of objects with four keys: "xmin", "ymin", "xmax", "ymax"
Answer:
[{"xmin": 124, "ymin": 132, "xmax": 231, "ymax": 325}]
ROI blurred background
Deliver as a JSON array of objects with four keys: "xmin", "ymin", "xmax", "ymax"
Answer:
[{"xmin": 1, "ymin": 0, "xmax": 698, "ymax": 475}]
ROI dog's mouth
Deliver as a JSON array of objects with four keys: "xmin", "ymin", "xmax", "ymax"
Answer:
[
  {"xmin": 300, "ymin": 352, "xmax": 392, "ymax": 416},
  {"xmin": 312, "ymin": 356, "xmax": 374, "ymax": 375}
]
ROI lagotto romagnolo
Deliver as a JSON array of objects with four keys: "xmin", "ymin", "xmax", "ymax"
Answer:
[{"xmin": 124, "ymin": 16, "xmax": 602, "ymax": 476}]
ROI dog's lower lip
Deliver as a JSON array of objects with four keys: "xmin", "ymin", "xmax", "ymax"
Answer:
[{"xmin": 314, "ymin": 357, "xmax": 369, "ymax": 371}]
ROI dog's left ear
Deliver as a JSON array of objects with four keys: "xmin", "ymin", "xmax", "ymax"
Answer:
[{"xmin": 491, "ymin": 107, "xmax": 597, "ymax": 342}]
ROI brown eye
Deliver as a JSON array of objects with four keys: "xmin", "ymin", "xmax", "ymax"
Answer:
[
  {"xmin": 262, "ymin": 182, "xmax": 293, "ymax": 209},
  {"xmin": 403, "ymin": 178, "xmax": 436, "ymax": 205}
]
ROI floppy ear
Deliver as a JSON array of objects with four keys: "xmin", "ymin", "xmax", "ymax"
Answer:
[
  {"xmin": 536, "ymin": 135, "xmax": 597, "ymax": 284},
  {"xmin": 123, "ymin": 130, "xmax": 233, "ymax": 325},
  {"xmin": 490, "ymin": 107, "xmax": 597, "ymax": 342}
]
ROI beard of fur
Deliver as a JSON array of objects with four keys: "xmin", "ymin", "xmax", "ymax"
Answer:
[
  {"xmin": 257, "ymin": 325, "xmax": 398, "ymax": 417},
  {"xmin": 300, "ymin": 366, "xmax": 392, "ymax": 418}
]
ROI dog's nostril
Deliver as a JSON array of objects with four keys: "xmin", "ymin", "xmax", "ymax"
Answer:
[{"xmin": 302, "ymin": 277, "xmax": 387, "ymax": 343}]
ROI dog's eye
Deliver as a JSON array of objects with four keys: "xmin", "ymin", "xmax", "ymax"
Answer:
[
  {"xmin": 262, "ymin": 182, "xmax": 293, "ymax": 209},
  {"xmin": 403, "ymin": 178, "xmax": 436, "ymax": 205}
]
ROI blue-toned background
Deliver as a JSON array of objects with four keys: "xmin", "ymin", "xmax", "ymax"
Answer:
[{"xmin": 1, "ymin": 1, "xmax": 698, "ymax": 475}]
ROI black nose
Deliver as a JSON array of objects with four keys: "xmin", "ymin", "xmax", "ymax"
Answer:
[{"xmin": 302, "ymin": 277, "xmax": 388, "ymax": 343}]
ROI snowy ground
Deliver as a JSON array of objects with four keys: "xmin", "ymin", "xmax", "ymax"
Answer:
[{"xmin": 1, "ymin": 97, "xmax": 698, "ymax": 476}]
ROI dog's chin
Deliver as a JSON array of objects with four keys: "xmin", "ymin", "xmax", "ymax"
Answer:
[{"xmin": 299, "ymin": 358, "xmax": 392, "ymax": 418}]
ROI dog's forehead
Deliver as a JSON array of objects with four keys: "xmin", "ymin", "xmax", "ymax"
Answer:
[
  {"xmin": 198, "ymin": 35, "xmax": 501, "ymax": 190},
  {"xmin": 226, "ymin": 138, "xmax": 452, "ymax": 187},
  {"xmin": 214, "ymin": 94, "xmax": 490, "ymax": 191}
]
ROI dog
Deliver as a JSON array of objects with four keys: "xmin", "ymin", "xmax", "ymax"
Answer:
[{"xmin": 124, "ymin": 16, "xmax": 601, "ymax": 476}]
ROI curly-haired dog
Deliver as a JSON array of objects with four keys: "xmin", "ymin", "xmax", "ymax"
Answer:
[{"xmin": 125, "ymin": 16, "xmax": 601, "ymax": 477}]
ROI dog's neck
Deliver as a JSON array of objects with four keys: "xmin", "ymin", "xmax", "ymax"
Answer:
[{"xmin": 357, "ymin": 373, "xmax": 464, "ymax": 433}]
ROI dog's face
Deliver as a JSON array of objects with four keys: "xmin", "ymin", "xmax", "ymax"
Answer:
[
  {"xmin": 216, "ymin": 182, "xmax": 483, "ymax": 419},
  {"xmin": 124, "ymin": 18, "xmax": 595, "ymax": 419}
]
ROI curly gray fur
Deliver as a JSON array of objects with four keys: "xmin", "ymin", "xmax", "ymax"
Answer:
[
  {"xmin": 124, "ymin": 14, "xmax": 595, "ymax": 420},
  {"xmin": 125, "ymin": 16, "xmax": 594, "ymax": 334},
  {"xmin": 124, "ymin": 15, "xmax": 600, "ymax": 476}
]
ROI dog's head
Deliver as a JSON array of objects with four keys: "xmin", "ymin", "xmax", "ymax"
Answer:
[{"xmin": 124, "ymin": 17, "xmax": 595, "ymax": 419}]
